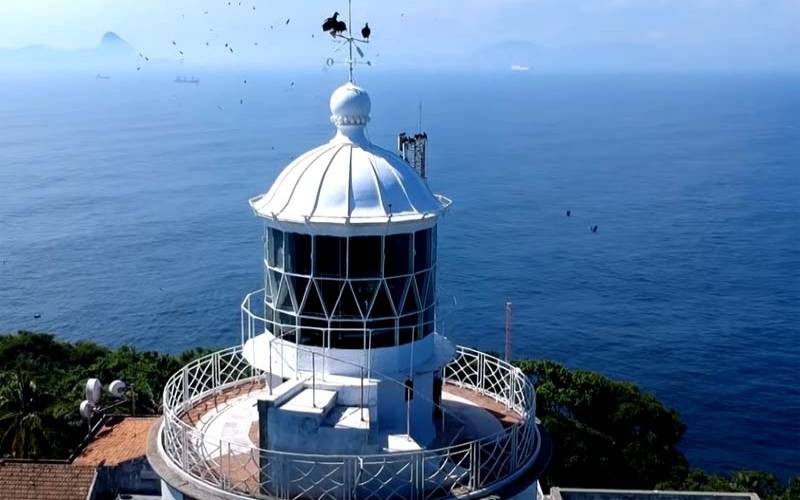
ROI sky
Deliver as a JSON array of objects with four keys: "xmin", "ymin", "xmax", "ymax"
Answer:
[{"xmin": 0, "ymin": 0, "xmax": 798, "ymax": 70}]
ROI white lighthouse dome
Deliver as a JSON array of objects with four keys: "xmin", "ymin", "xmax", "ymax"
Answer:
[{"xmin": 249, "ymin": 83, "xmax": 451, "ymax": 236}]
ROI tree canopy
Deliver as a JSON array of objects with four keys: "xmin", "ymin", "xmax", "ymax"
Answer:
[
  {"xmin": 0, "ymin": 331, "xmax": 210, "ymax": 459},
  {"xmin": 0, "ymin": 331, "xmax": 796, "ymax": 500}
]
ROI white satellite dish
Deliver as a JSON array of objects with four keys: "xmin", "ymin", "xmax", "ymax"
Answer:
[
  {"xmin": 109, "ymin": 380, "xmax": 127, "ymax": 398},
  {"xmin": 79, "ymin": 400, "xmax": 95, "ymax": 420},
  {"xmin": 85, "ymin": 378, "xmax": 102, "ymax": 404}
]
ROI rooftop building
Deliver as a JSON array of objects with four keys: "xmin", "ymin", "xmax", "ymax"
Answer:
[
  {"xmin": 0, "ymin": 462, "xmax": 97, "ymax": 500},
  {"xmin": 545, "ymin": 488, "xmax": 760, "ymax": 500}
]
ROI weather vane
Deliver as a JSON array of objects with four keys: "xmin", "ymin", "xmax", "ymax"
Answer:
[{"xmin": 321, "ymin": 0, "xmax": 372, "ymax": 82}]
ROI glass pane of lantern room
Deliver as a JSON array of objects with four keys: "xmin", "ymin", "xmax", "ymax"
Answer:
[
  {"xmin": 285, "ymin": 233, "xmax": 312, "ymax": 275},
  {"xmin": 414, "ymin": 229, "xmax": 432, "ymax": 272},
  {"xmin": 349, "ymin": 236, "xmax": 382, "ymax": 278},
  {"xmin": 384, "ymin": 233, "xmax": 411, "ymax": 277},
  {"xmin": 314, "ymin": 236, "xmax": 347, "ymax": 278},
  {"xmin": 268, "ymin": 229, "xmax": 284, "ymax": 270}
]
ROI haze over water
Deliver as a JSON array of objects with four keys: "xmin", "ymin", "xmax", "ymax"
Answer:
[{"xmin": 0, "ymin": 68, "xmax": 798, "ymax": 479}]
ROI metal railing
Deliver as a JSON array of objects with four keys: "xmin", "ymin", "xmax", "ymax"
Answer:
[{"xmin": 159, "ymin": 346, "xmax": 540, "ymax": 500}]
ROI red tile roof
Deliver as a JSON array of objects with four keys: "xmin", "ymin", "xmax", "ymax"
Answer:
[
  {"xmin": 73, "ymin": 416, "xmax": 157, "ymax": 467},
  {"xmin": 0, "ymin": 462, "xmax": 96, "ymax": 500}
]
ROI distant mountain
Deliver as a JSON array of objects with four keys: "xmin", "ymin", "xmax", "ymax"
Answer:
[
  {"xmin": 0, "ymin": 32, "xmax": 137, "ymax": 68},
  {"xmin": 97, "ymin": 32, "xmax": 135, "ymax": 55}
]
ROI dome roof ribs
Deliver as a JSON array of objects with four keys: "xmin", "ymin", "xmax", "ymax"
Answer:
[
  {"xmin": 309, "ymin": 143, "xmax": 349, "ymax": 219},
  {"xmin": 365, "ymin": 153, "xmax": 386, "ymax": 218},
  {"xmin": 277, "ymin": 145, "xmax": 339, "ymax": 216},
  {"xmin": 260, "ymin": 144, "xmax": 335, "ymax": 210}
]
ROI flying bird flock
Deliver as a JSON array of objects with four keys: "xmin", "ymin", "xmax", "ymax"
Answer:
[{"xmin": 131, "ymin": 1, "xmax": 387, "ymax": 110}]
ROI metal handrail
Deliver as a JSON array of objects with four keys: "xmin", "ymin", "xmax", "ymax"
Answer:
[{"xmin": 159, "ymin": 344, "xmax": 539, "ymax": 500}]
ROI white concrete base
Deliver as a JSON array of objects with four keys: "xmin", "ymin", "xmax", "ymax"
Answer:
[{"xmin": 386, "ymin": 433, "xmax": 422, "ymax": 452}]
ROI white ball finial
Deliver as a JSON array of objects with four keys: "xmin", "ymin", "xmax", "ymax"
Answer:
[{"xmin": 330, "ymin": 83, "xmax": 371, "ymax": 127}]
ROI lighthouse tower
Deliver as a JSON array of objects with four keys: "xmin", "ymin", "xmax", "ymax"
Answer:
[
  {"xmin": 147, "ymin": 13, "xmax": 549, "ymax": 500},
  {"xmin": 243, "ymin": 79, "xmax": 453, "ymax": 449}
]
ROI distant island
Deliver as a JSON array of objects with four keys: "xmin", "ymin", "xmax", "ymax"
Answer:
[
  {"xmin": 0, "ymin": 330, "xmax": 797, "ymax": 499},
  {"xmin": 0, "ymin": 31, "xmax": 136, "ymax": 68}
]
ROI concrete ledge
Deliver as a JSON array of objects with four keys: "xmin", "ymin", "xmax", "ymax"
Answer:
[{"xmin": 260, "ymin": 378, "xmax": 305, "ymax": 408}]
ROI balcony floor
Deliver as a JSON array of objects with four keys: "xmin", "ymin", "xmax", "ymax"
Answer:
[{"xmin": 174, "ymin": 377, "xmax": 522, "ymax": 495}]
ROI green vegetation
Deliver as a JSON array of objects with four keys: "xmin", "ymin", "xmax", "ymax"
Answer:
[
  {"xmin": 0, "ymin": 331, "xmax": 210, "ymax": 459},
  {"xmin": 515, "ymin": 359, "xmax": 798, "ymax": 499},
  {"xmin": 0, "ymin": 331, "xmax": 797, "ymax": 500}
]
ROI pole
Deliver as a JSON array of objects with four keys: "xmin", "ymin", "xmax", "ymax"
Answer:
[
  {"xmin": 348, "ymin": 0, "xmax": 354, "ymax": 82},
  {"xmin": 360, "ymin": 367, "xmax": 365, "ymax": 422},
  {"xmin": 505, "ymin": 302, "xmax": 513, "ymax": 363},
  {"xmin": 312, "ymin": 352, "xmax": 317, "ymax": 408}
]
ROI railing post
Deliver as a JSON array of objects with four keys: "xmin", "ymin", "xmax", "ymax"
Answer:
[
  {"xmin": 269, "ymin": 339, "xmax": 274, "ymax": 395},
  {"xmin": 469, "ymin": 440, "xmax": 479, "ymax": 490},
  {"xmin": 213, "ymin": 352, "xmax": 220, "ymax": 393},
  {"xmin": 219, "ymin": 438, "xmax": 225, "ymax": 488},
  {"xmin": 507, "ymin": 369, "xmax": 514, "ymax": 411},
  {"xmin": 227, "ymin": 441, "xmax": 232, "ymax": 492},
  {"xmin": 181, "ymin": 425, "xmax": 188, "ymax": 470},
  {"xmin": 312, "ymin": 352, "xmax": 317, "ymax": 408},
  {"xmin": 478, "ymin": 352, "xmax": 485, "ymax": 396},
  {"xmin": 182, "ymin": 367, "xmax": 189, "ymax": 412},
  {"xmin": 360, "ymin": 367, "xmax": 365, "ymax": 422},
  {"xmin": 295, "ymin": 338, "xmax": 300, "ymax": 379}
]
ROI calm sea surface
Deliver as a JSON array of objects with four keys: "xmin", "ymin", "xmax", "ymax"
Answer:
[{"xmin": 0, "ymin": 69, "xmax": 798, "ymax": 478}]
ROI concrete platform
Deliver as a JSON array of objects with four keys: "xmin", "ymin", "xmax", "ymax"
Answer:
[{"xmin": 280, "ymin": 388, "xmax": 337, "ymax": 415}]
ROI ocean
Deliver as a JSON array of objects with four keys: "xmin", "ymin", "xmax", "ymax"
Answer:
[{"xmin": 0, "ymin": 68, "xmax": 798, "ymax": 478}]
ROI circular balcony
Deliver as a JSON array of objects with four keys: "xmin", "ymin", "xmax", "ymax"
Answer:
[{"xmin": 157, "ymin": 344, "xmax": 543, "ymax": 500}]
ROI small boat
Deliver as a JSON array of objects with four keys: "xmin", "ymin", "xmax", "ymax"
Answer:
[
  {"xmin": 510, "ymin": 65, "xmax": 530, "ymax": 72},
  {"xmin": 174, "ymin": 76, "xmax": 200, "ymax": 84},
  {"xmin": 95, "ymin": 74, "xmax": 111, "ymax": 80}
]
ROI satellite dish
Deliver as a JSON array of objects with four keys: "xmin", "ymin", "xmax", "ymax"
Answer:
[
  {"xmin": 79, "ymin": 400, "xmax": 95, "ymax": 420},
  {"xmin": 109, "ymin": 380, "xmax": 127, "ymax": 398},
  {"xmin": 85, "ymin": 378, "xmax": 102, "ymax": 404},
  {"xmin": 326, "ymin": 58, "xmax": 334, "ymax": 67}
]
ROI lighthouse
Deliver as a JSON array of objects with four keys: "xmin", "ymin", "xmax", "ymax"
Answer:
[{"xmin": 147, "ymin": 11, "xmax": 550, "ymax": 500}]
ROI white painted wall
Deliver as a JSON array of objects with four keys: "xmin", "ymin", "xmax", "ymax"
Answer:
[{"xmin": 243, "ymin": 332, "xmax": 443, "ymax": 377}]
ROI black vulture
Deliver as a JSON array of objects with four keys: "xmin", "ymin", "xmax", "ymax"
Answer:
[
  {"xmin": 591, "ymin": 225, "xmax": 598, "ymax": 233},
  {"xmin": 361, "ymin": 23, "xmax": 371, "ymax": 40},
  {"xmin": 566, "ymin": 210, "xmax": 571, "ymax": 217},
  {"xmin": 333, "ymin": 19, "xmax": 347, "ymax": 36},
  {"xmin": 322, "ymin": 12, "xmax": 339, "ymax": 32}
]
